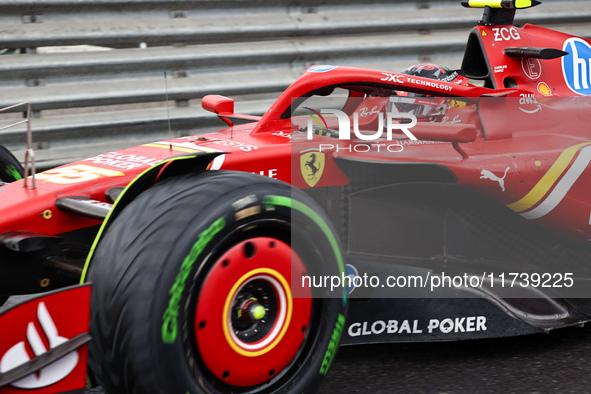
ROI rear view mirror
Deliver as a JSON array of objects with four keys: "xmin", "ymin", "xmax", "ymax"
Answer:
[{"xmin": 202, "ymin": 95, "xmax": 234, "ymax": 115}]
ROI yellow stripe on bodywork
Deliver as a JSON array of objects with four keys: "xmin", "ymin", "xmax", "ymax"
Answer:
[
  {"xmin": 508, "ymin": 142, "xmax": 591, "ymax": 213},
  {"xmin": 142, "ymin": 143, "xmax": 198, "ymax": 153}
]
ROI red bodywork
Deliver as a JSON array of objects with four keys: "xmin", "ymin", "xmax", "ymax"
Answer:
[
  {"xmin": 1, "ymin": 3, "xmax": 591, "ymax": 392},
  {"xmin": 1, "ymin": 21, "xmax": 590, "ymax": 243}
]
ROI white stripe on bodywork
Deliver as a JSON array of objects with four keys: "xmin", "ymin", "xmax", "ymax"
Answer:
[
  {"xmin": 521, "ymin": 145, "xmax": 591, "ymax": 220},
  {"xmin": 209, "ymin": 154, "xmax": 225, "ymax": 170}
]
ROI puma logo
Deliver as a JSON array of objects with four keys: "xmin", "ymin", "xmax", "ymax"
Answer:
[{"xmin": 480, "ymin": 167, "xmax": 510, "ymax": 192}]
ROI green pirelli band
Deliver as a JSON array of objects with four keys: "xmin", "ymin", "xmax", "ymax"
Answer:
[{"xmin": 5, "ymin": 165, "xmax": 22, "ymax": 180}]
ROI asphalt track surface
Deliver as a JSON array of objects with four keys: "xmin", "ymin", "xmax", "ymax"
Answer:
[
  {"xmin": 321, "ymin": 326, "xmax": 591, "ymax": 393},
  {"xmin": 5, "ymin": 296, "xmax": 591, "ymax": 393}
]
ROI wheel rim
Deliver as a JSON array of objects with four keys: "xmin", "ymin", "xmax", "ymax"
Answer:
[{"xmin": 195, "ymin": 237, "xmax": 312, "ymax": 387}]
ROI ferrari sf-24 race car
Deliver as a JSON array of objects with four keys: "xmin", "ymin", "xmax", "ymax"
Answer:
[{"xmin": 1, "ymin": 0, "xmax": 591, "ymax": 393}]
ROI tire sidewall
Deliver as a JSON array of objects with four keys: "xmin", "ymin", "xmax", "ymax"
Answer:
[{"xmin": 144, "ymin": 176, "xmax": 346, "ymax": 393}]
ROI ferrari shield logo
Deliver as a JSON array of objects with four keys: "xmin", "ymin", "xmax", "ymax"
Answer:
[{"xmin": 300, "ymin": 151, "xmax": 325, "ymax": 187}]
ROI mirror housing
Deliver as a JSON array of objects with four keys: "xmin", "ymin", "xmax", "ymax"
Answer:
[{"xmin": 202, "ymin": 95, "xmax": 234, "ymax": 115}]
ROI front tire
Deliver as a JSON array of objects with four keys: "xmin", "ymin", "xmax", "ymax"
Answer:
[{"xmin": 88, "ymin": 171, "xmax": 346, "ymax": 393}]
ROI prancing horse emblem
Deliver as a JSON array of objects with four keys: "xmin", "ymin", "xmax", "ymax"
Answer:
[
  {"xmin": 300, "ymin": 151, "xmax": 325, "ymax": 187},
  {"xmin": 480, "ymin": 167, "xmax": 510, "ymax": 192}
]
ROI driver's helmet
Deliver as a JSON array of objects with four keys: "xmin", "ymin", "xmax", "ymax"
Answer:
[
  {"xmin": 401, "ymin": 63, "xmax": 468, "ymax": 85},
  {"xmin": 392, "ymin": 63, "xmax": 469, "ymax": 119}
]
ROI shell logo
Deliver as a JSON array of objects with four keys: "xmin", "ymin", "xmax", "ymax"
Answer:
[{"xmin": 537, "ymin": 82, "xmax": 552, "ymax": 96}]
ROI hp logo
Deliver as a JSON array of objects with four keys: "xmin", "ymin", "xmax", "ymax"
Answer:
[{"xmin": 562, "ymin": 37, "xmax": 591, "ymax": 95}]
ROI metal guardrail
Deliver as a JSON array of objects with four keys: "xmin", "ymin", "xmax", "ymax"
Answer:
[{"xmin": 0, "ymin": 0, "xmax": 590, "ymax": 168}]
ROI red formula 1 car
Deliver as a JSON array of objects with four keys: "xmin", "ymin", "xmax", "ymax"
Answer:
[{"xmin": 1, "ymin": 1, "xmax": 591, "ymax": 393}]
